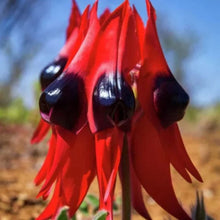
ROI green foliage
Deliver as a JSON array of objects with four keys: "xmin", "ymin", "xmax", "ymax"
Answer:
[
  {"xmin": 0, "ymin": 82, "xmax": 41, "ymax": 125},
  {"xmin": 93, "ymin": 210, "xmax": 108, "ymax": 220},
  {"xmin": 57, "ymin": 207, "xmax": 69, "ymax": 220},
  {"xmin": 185, "ymin": 103, "xmax": 220, "ymax": 131},
  {"xmin": 55, "ymin": 194, "xmax": 109, "ymax": 220},
  {"xmin": 86, "ymin": 194, "xmax": 99, "ymax": 212},
  {"xmin": 0, "ymin": 98, "xmax": 29, "ymax": 124},
  {"xmin": 185, "ymin": 106, "xmax": 201, "ymax": 122},
  {"xmin": 78, "ymin": 201, "xmax": 89, "ymax": 215}
]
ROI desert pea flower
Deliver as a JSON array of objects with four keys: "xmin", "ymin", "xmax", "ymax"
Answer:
[
  {"xmin": 32, "ymin": 0, "xmax": 202, "ymax": 219},
  {"xmin": 31, "ymin": 0, "xmax": 82, "ymax": 144}
]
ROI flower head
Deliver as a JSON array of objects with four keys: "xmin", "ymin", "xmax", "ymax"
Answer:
[{"xmin": 32, "ymin": 1, "xmax": 202, "ymax": 219}]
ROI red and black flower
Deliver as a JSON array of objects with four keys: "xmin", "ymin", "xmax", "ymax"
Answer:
[{"xmin": 32, "ymin": 1, "xmax": 202, "ymax": 219}]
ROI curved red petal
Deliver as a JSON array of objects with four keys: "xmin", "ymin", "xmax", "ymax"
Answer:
[
  {"xmin": 67, "ymin": 1, "xmax": 99, "ymax": 73},
  {"xmin": 60, "ymin": 125, "xmax": 96, "ymax": 217},
  {"xmin": 87, "ymin": 4, "xmax": 123, "ymax": 133},
  {"xmin": 31, "ymin": 119, "xmax": 50, "ymax": 144},
  {"xmin": 95, "ymin": 128, "xmax": 124, "ymax": 220},
  {"xmin": 132, "ymin": 5, "xmax": 145, "ymax": 61},
  {"xmin": 172, "ymin": 124, "xmax": 202, "ymax": 181},
  {"xmin": 118, "ymin": 3, "xmax": 140, "ymax": 78},
  {"xmin": 57, "ymin": 2, "xmax": 100, "ymax": 134},
  {"xmin": 143, "ymin": 0, "xmax": 170, "ymax": 74},
  {"xmin": 130, "ymin": 158, "xmax": 152, "ymax": 220},
  {"xmin": 37, "ymin": 126, "xmax": 73, "ymax": 198},
  {"xmin": 66, "ymin": 0, "xmax": 81, "ymax": 40},
  {"xmin": 99, "ymin": 8, "xmax": 111, "ymax": 25},
  {"xmin": 131, "ymin": 115, "xmax": 191, "ymax": 220},
  {"xmin": 60, "ymin": 5, "xmax": 90, "ymax": 68},
  {"xmin": 37, "ymin": 125, "xmax": 95, "ymax": 219},
  {"xmin": 136, "ymin": 0, "xmax": 201, "ymax": 183},
  {"xmin": 35, "ymin": 130, "xmax": 57, "ymax": 186},
  {"xmin": 36, "ymin": 177, "xmax": 63, "ymax": 220}
]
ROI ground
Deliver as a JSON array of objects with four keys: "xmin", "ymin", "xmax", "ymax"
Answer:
[{"xmin": 0, "ymin": 122, "xmax": 219, "ymax": 220}]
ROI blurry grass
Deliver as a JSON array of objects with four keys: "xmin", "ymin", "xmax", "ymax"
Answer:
[
  {"xmin": 0, "ymin": 82, "xmax": 41, "ymax": 125},
  {"xmin": 185, "ymin": 104, "xmax": 220, "ymax": 131},
  {"xmin": 0, "ymin": 98, "xmax": 30, "ymax": 124}
]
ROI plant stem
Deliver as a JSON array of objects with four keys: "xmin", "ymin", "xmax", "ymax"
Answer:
[{"xmin": 120, "ymin": 135, "xmax": 131, "ymax": 220}]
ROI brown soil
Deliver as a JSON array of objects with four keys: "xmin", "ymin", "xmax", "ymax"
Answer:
[{"xmin": 0, "ymin": 122, "xmax": 219, "ymax": 220}]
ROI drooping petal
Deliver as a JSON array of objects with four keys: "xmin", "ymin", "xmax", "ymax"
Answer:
[
  {"xmin": 130, "ymin": 114, "xmax": 191, "ymax": 220},
  {"xmin": 31, "ymin": 118, "xmax": 50, "ymax": 144},
  {"xmin": 95, "ymin": 128, "xmax": 124, "ymax": 220},
  {"xmin": 130, "ymin": 156, "xmax": 152, "ymax": 220},
  {"xmin": 37, "ymin": 125, "xmax": 95, "ymax": 219},
  {"xmin": 160, "ymin": 125, "xmax": 193, "ymax": 183},
  {"xmin": 163, "ymin": 124, "xmax": 202, "ymax": 182},
  {"xmin": 36, "ymin": 176, "xmax": 63, "ymax": 220},
  {"xmin": 59, "ymin": 125, "xmax": 96, "ymax": 217},
  {"xmin": 34, "ymin": 128, "xmax": 56, "ymax": 186},
  {"xmin": 37, "ymin": 126, "xmax": 72, "ymax": 198}
]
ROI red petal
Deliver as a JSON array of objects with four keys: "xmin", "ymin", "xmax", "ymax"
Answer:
[
  {"xmin": 60, "ymin": 2, "xmax": 100, "ymax": 134},
  {"xmin": 99, "ymin": 8, "xmax": 111, "ymax": 25},
  {"xmin": 66, "ymin": 0, "xmax": 81, "ymax": 40},
  {"xmin": 169, "ymin": 124, "xmax": 202, "ymax": 181},
  {"xmin": 60, "ymin": 5, "xmax": 90, "ymax": 68},
  {"xmin": 36, "ymin": 178, "xmax": 60, "ymax": 220},
  {"xmin": 67, "ymin": 1, "xmax": 99, "ymax": 73},
  {"xmin": 31, "ymin": 119, "xmax": 50, "ymax": 144},
  {"xmin": 131, "ymin": 114, "xmax": 191, "ymax": 220},
  {"xmin": 130, "ymin": 158, "xmax": 152, "ymax": 220},
  {"xmin": 37, "ymin": 126, "xmax": 73, "ymax": 198},
  {"xmin": 37, "ymin": 125, "xmax": 95, "ymax": 219},
  {"xmin": 143, "ymin": 0, "xmax": 169, "ymax": 75},
  {"xmin": 34, "ymin": 129, "xmax": 57, "ymax": 186},
  {"xmin": 118, "ymin": 3, "xmax": 140, "ymax": 77},
  {"xmin": 136, "ymin": 0, "xmax": 201, "ymax": 183},
  {"xmin": 95, "ymin": 128, "xmax": 124, "ymax": 220},
  {"xmin": 160, "ymin": 125, "xmax": 192, "ymax": 183},
  {"xmin": 87, "ymin": 4, "xmax": 124, "ymax": 133},
  {"xmin": 60, "ymin": 125, "xmax": 96, "ymax": 217},
  {"xmin": 132, "ymin": 5, "xmax": 145, "ymax": 60},
  {"xmin": 36, "ymin": 177, "xmax": 63, "ymax": 220}
]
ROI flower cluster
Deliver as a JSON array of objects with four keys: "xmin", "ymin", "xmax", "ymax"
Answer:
[{"xmin": 32, "ymin": 0, "xmax": 202, "ymax": 219}]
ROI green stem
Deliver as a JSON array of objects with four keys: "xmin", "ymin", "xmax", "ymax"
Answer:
[{"xmin": 120, "ymin": 135, "xmax": 131, "ymax": 220}]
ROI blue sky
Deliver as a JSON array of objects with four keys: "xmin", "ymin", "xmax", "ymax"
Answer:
[{"xmin": 15, "ymin": 0, "xmax": 220, "ymax": 107}]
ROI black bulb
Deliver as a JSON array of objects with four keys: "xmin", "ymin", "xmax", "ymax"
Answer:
[
  {"xmin": 40, "ymin": 57, "xmax": 68, "ymax": 90},
  {"xmin": 93, "ymin": 73, "xmax": 135, "ymax": 132},
  {"xmin": 39, "ymin": 73, "xmax": 86, "ymax": 132},
  {"xmin": 153, "ymin": 75, "xmax": 189, "ymax": 127}
]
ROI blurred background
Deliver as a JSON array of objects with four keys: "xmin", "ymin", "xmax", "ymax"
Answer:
[{"xmin": 0, "ymin": 0, "xmax": 219, "ymax": 219}]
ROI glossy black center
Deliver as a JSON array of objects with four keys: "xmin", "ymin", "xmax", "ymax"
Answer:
[
  {"xmin": 39, "ymin": 73, "xmax": 86, "ymax": 131},
  {"xmin": 153, "ymin": 75, "xmax": 189, "ymax": 127},
  {"xmin": 93, "ymin": 73, "xmax": 135, "ymax": 132},
  {"xmin": 40, "ymin": 57, "xmax": 68, "ymax": 90}
]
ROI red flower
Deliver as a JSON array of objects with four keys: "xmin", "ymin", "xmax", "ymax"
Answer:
[{"xmin": 32, "ymin": 0, "xmax": 202, "ymax": 219}]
